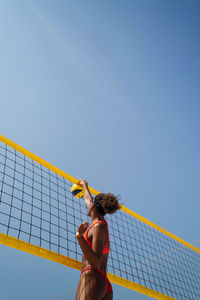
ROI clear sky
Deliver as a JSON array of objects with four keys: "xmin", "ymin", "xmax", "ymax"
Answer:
[{"xmin": 0, "ymin": 0, "xmax": 200, "ymax": 299}]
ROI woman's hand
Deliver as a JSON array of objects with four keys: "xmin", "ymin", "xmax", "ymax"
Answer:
[
  {"xmin": 75, "ymin": 221, "xmax": 88, "ymax": 240},
  {"xmin": 78, "ymin": 178, "xmax": 88, "ymax": 187}
]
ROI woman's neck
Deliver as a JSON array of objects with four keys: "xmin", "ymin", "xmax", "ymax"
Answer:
[{"xmin": 91, "ymin": 215, "xmax": 104, "ymax": 224}]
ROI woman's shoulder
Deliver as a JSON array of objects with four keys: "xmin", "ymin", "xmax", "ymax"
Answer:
[{"xmin": 91, "ymin": 220, "xmax": 107, "ymax": 233}]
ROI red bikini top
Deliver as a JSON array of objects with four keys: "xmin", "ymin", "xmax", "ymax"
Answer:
[{"xmin": 83, "ymin": 219, "xmax": 110, "ymax": 254}]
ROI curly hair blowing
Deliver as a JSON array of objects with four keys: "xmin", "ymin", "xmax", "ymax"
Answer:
[{"xmin": 94, "ymin": 193, "xmax": 121, "ymax": 215}]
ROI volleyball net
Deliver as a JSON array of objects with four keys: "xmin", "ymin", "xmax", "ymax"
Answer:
[{"xmin": 0, "ymin": 135, "xmax": 199, "ymax": 300}]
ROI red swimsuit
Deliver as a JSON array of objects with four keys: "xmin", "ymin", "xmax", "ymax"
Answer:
[{"xmin": 81, "ymin": 219, "xmax": 112, "ymax": 295}]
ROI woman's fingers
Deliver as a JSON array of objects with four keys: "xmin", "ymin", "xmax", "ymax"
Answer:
[
  {"xmin": 79, "ymin": 224, "xmax": 85, "ymax": 232},
  {"xmin": 78, "ymin": 222, "xmax": 88, "ymax": 234},
  {"xmin": 75, "ymin": 221, "xmax": 88, "ymax": 239},
  {"xmin": 78, "ymin": 178, "xmax": 88, "ymax": 187},
  {"xmin": 83, "ymin": 220, "xmax": 88, "ymax": 227}
]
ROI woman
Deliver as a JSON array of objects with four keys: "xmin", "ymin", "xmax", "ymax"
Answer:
[{"xmin": 75, "ymin": 178, "xmax": 121, "ymax": 300}]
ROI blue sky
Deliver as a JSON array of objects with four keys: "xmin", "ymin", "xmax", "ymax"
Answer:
[{"xmin": 0, "ymin": 0, "xmax": 200, "ymax": 299}]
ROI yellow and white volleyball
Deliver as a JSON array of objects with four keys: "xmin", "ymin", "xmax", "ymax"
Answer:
[{"xmin": 71, "ymin": 184, "xmax": 84, "ymax": 198}]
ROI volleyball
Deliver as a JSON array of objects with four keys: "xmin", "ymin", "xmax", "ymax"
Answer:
[{"xmin": 71, "ymin": 184, "xmax": 84, "ymax": 198}]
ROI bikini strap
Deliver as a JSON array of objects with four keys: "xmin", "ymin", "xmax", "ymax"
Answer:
[{"xmin": 84, "ymin": 220, "xmax": 109, "ymax": 241}]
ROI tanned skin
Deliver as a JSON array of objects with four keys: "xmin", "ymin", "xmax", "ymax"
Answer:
[{"xmin": 75, "ymin": 179, "xmax": 113, "ymax": 300}]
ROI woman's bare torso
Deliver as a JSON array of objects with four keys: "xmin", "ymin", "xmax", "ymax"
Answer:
[{"xmin": 82, "ymin": 222, "xmax": 109, "ymax": 273}]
